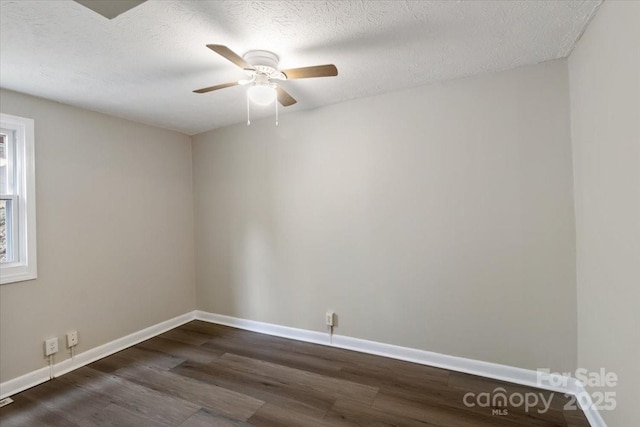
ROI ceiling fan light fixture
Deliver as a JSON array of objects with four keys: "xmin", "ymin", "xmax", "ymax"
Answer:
[
  {"xmin": 248, "ymin": 84, "xmax": 277, "ymax": 105},
  {"xmin": 194, "ymin": 45, "xmax": 337, "ymax": 113}
]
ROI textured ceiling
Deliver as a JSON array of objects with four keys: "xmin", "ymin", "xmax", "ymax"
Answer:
[{"xmin": 0, "ymin": 0, "xmax": 601, "ymax": 135}]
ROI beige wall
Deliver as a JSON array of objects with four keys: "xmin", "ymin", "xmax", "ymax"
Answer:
[
  {"xmin": 192, "ymin": 59, "xmax": 577, "ymax": 372},
  {"xmin": 569, "ymin": 1, "xmax": 640, "ymax": 425},
  {"xmin": 0, "ymin": 89, "xmax": 196, "ymax": 382}
]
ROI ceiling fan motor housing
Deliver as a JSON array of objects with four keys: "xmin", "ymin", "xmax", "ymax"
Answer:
[{"xmin": 243, "ymin": 50, "xmax": 283, "ymax": 78}]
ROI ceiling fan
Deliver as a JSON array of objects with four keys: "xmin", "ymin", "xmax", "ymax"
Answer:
[{"xmin": 193, "ymin": 45, "xmax": 338, "ymax": 109}]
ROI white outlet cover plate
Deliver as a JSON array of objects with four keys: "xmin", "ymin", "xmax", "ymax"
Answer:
[
  {"xmin": 45, "ymin": 337, "xmax": 59, "ymax": 356},
  {"xmin": 66, "ymin": 331, "xmax": 78, "ymax": 347}
]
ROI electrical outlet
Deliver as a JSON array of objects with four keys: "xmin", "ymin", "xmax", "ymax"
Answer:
[
  {"xmin": 44, "ymin": 337, "xmax": 58, "ymax": 356},
  {"xmin": 326, "ymin": 311, "xmax": 335, "ymax": 327},
  {"xmin": 66, "ymin": 331, "xmax": 78, "ymax": 348}
]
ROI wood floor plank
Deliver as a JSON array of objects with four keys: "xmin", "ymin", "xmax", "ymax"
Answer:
[
  {"xmin": 202, "ymin": 335, "xmax": 344, "ymax": 376},
  {"xmin": 87, "ymin": 403, "xmax": 170, "ymax": 427},
  {"xmin": 89, "ymin": 353, "xmax": 140, "ymax": 373},
  {"xmin": 332, "ymin": 361, "xmax": 450, "ymax": 404},
  {"xmin": 138, "ymin": 336, "xmax": 222, "ymax": 364},
  {"xmin": 171, "ymin": 361, "xmax": 333, "ymax": 419},
  {"xmin": 217, "ymin": 353, "xmax": 379, "ymax": 405},
  {"xmin": 58, "ymin": 367, "xmax": 200, "ymax": 426},
  {"xmin": 325, "ymin": 398, "xmax": 436, "ymax": 427},
  {"xmin": 179, "ymin": 408, "xmax": 253, "ymax": 427},
  {"xmin": 88, "ymin": 348, "xmax": 184, "ymax": 374},
  {"xmin": 0, "ymin": 394, "xmax": 85, "ymax": 427},
  {"xmin": 248, "ymin": 402, "xmax": 336, "ymax": 427},
  {"xmin": 18, "ymin": 377, "xmax": 112, "ymax": 420},
  {"xmin": 95, "ymin": 346, "xmax": 186, "ymax": 371},
  {"xmin": 158, "ymin": 328, "xmax": 212, "ymax": 346},
  {"xmin": 337, "ymin": 360, "xmax": 449, "ymax": 387},
  {"xmin": 113, "ymin": 363, "xmax": 264, "ymax": 421}
]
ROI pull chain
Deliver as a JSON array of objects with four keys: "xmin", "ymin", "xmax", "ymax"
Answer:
[
  {"xmin": 246, "ymin": 92, "xmax": 251, "ymax": 126},
  {"xmin": 275, "ymin": 97, "xmax": 279, "ymax": 126}
]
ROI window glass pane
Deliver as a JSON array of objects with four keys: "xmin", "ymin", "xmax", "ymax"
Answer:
[
  {"xmin": 0, "ymin": 134, "xmax": 7, "ymax": 194},
  {"xmin": 1, "ymin": 131, "xmax": 15, "ymax": 195},
  {"xmin": 0, "ymin": 199, "xmax": 8, "ymax": 262}
]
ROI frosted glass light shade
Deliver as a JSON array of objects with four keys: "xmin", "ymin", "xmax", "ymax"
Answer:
[{"xmin": 248, "ymin": 84, "xmax": 276, "ymax": 105}]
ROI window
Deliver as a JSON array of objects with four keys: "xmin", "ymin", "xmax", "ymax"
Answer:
[{"xmin": 0, "ymin": 113, "xmax": 37, "ymax": 284}]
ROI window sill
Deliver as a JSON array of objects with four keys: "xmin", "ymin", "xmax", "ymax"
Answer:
[{"xmin": 0, "ymin": 266, "xmax": 37, "ymax": 285}]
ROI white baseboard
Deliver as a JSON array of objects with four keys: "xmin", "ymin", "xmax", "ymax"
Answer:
[
  {"xmin": 0, "ymin": 309, "xmax": 606, "ymax": 426},
  {"xmin": 0, "ymin": 312, "xmax": 195, "ymax": 400},
  {"xmin": 196, "ymin": 311, "xmax": 331, "ymax": 347}
]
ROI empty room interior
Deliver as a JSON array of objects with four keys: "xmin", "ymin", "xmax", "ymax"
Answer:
[{"xmin": 0, "ymin": 0, "xmax": 638, "ymax": 426}]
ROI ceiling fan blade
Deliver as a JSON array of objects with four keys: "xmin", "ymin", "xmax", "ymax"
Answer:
[
  {"xmin": 276, "ymin": 86, "xmax": 297, "ymax": 107},
  {"xmin": 206, "ymin": 44, "xmax": 255, "ymax": 70},
  {"xmin": 281, "ymin": 64, "xmax": 338, "ymax": 80},
  {"xmin": 193, "ymin": 82, "xmax": 238, "ymax": 94}
]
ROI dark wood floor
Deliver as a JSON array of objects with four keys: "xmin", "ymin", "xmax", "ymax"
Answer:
[{"xmin": 0, "ymin": 321, "xmax": 589, "ymax": 426}]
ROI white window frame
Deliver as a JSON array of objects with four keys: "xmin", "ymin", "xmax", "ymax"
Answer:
[{"xmin": 0, "ymin": 113, "xmax": 37, "ymax": 284}]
